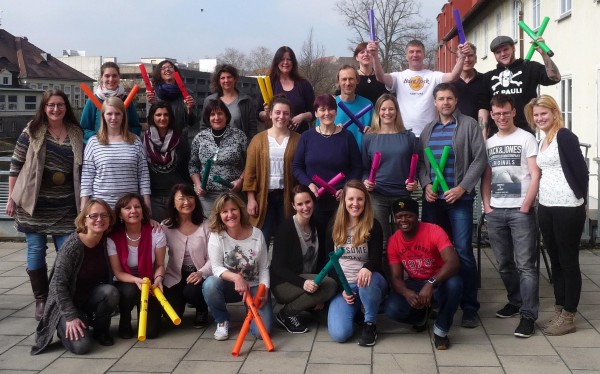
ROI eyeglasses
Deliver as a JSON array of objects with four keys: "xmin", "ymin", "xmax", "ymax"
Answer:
[
  {"xmin": 161, "ymin": 65, "xmax": 175, "ymax": 71},
  {"xmin": 491, "ymin": 111, "xmax": 513, "ymax": 118},
  {"xmin": 86, "ymin": 213, "xmax": 110, "ymax": 220},
  {"xmin": 176, "ymin": 196, "xmax": 195, "ymax": 202},
  {"xmin": 46, "ymin": 103, "xmax": 66, "ymax": 109}
]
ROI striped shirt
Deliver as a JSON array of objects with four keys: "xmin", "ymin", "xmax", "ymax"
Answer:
[
  {"xmin": 81, "ymin": 135, "xmax": 151, "ymax": 207},
  {"xmin": 427, "ymin": 121, "xmax": 456, "ymax": 195}
]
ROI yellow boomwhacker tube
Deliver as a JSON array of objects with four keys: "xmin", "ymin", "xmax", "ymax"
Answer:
[
  {"xmin": 152, "ymin": 287, "xmax": 181, "ymax": 325},
  {"xmin": 264, "ymin": 76, "xmax": 274, "ymax": 101},
  {"xmin": 138, "ymin": 277, "xmax": 150, "ymax": 341},
  {"xmin": 256, "ymin": 77, "xmax": 269, "ymax": 103}
]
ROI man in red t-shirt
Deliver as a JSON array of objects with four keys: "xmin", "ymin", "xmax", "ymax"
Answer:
[{"xmin": 384, "ymin": 197, "xmax": 462, "ymax": 350}]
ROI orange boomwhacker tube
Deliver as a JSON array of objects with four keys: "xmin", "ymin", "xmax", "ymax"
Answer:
[
  {"xmin": 123, "ymin": 85, "xmax": 139, "ymax": 109},
  {"xmin": 79, "ymin": 83, "xmax": 102, "ymax": 110},
  {"xmin": 231, "ymin": 284, "xmax": 270, "ymax": 356},
  {"xmin": 138, "ymin": 64, "xmax": 154, "ymax": 94},
  {"xmin": 173, "ymin": 71, "xmax": 190, "ymax": 99},
  {"xmin": 244, "ymin": 288, "xmax": 274, "ymax": 352}
]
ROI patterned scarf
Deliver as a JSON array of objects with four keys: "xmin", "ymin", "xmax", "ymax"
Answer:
[
  {"xmin": 95, "ymin": 84, "xmax": 126, "ymax": 101},
  {"xmin": 143, "ymin": 126, "xmax": 180, "ymax": 169},
  {"xmin": 154, "ymin": 83, "xmax": 183, "ymax": 101}
]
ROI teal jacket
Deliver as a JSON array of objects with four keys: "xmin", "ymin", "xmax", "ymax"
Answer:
[{"xmin": 80, "ymin": 93, "xmax": 142, "ymax": 143}]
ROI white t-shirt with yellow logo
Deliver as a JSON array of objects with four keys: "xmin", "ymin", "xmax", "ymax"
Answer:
[{"xmin": 387, "ymin": 69, "xmax": 444, "ymax": 137}]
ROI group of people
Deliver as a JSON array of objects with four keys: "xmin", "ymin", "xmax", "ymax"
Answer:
[{"xmin": 6, "ymin": 33, "xmax": 587, "ymax": 356}]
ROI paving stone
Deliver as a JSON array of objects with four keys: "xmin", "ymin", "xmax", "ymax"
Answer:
[
  {"xmin": 439, "ymin": 367, "xmax": 505, "ymax": 374},
  {"xmin": 0, "ymin": 345, "xmax": 63, "ymax": 370},
  {"xmin": 373, "ymin": 353, "xmax": 436, "ymax": 373},
  {"xmin": 499, "ymin": 355, "xmax": 571, "ymax": 374},
  {"xmin": 39, "ymin": 358, "xmax": 116, "ymax": 374},
  {"xmin": 0, "ymin": 317, "xmax": 36, "ymax": 336},
  {"xmin": 489, "ymin": 334, "xmax": 555, "ymax": 355},
  {"xmin": 0, "ymin": 336, "xmax": 24, "ymax": 355},
  {"xmin": 305, "ymin": 363, "xmax": 370, "ymax": 374},
  {"xmin": 241, "ymin": 351, "xmax": 309, "ymax": 374},
  {"xmin": 308, "ymin": 341, "xmax": 371, "ymax": 365},
  {"xmin": 374, "ymin": 332, "xmax": 433, "ymax": 354},
  {"xmin": 547, "ymin": 328, "xmax": 600, "ymax": 348},
  {"xmin": 184, "ymin": 336, "xmax": 247, "ymax": 361},
  {"xmin": 172, "ymin": 360, "xmax": 242, "ymax": 374},
  {"xmin": 434, "ymin": 343, "xmax": 501, "ymax": 367},
  {"xmin": 110, "ymin": 348, "xmax": 186, "ymax": 372}
]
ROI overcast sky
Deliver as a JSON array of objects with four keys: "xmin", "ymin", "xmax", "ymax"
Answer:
[{"xmin": 1, "ymin": 0, "xmax": 447, "ymax": 63}]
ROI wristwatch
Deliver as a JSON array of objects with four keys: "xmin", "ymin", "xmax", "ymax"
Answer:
[{"xmin": 427, "ymin": 277, "xmax": 439, "ymax": 288}]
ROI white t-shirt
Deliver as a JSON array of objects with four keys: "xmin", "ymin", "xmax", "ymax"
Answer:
[
  {"xmin": 387, "ymin": 69, "xmax": 444, "ymax": 136},
  {"xmin": 338, "ymin": 230, "xmax": 369, "ymax": 283},
  {"xmin": 107, "ymin": 231, "xmax": 166, "ymax": 270},
  {"xmin": 268, "ymin": 135, "xmax": 288, "ymax": 190},
  {"xmin": 486, "ymin": 128, "xmax": 538, "ymax": 208},
  {"xmin": 537, "ymin": 140, "xmax": 584, "ymax": 207}
]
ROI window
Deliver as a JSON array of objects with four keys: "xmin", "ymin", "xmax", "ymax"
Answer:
[
  {"xmin": 64, "ymin": 86, "xmax": 71, "ymax": 94},
  {"xmin": 8, "ymin": 95, "xmax": 17, "ymax": 110},
  {"xmin": 74, "ymin": 94, "xmax": 80, "ymax": 108},
  {"xmin": 483, "ymin": 22, "xmax": 489, "ymax": 58},
  {"xmin": 473, "ymin": 30, "xmax": 478, "ymax": 52},
  {"xmin": 2, "ymin": 77, "xmax": 8, "ymax": 85},
  {"xmin": 561, "ymin": 77, "xmax": 573, "ymax": 129},
  {"xmin": 533, "ymin": 0, "xmax": 541, "ymax": 28},
  {"xmin": 496, "ymin": 11, "xmax": 502, "ymax": 36},
  {"xmin": 30, "ymin": 84, "xmax": 37, "ymax": 89},
  {"xmin": 42, "ymin": 84, "xmax": 49, "ymax": 90},
  {"xmin": 25, "ymin": 96, "xmax": 37, "ymax": 110},
  {"xmin": 0, "ymin": 95, "xmax": 5, "ymax": 110},
  {"xmin": 560, "ymin": 0, "xmax": 572, "ymax": 15}
]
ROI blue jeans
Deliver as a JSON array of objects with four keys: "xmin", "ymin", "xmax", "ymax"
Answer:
[
  {"xmin": 327, "ymin": 272, "xmax": 387, "ymax": 343},
  {"xmin": 25, "ymin": 232, "xmax": 69, "ymax": 270},
  {"xmin": 261, "ymin": 189, "xmax": 285, "ymax": 248},
  {"xmin": 202, "ymin": 275, "xmax": 272, "ymax": 337},
  {"xmin": 422, "ymin": 198, "xmax": 479, "ymax": 314},
  {"xmin": 385, "ymin": 276, "xmax": 462, "ymax": 337},
  {"xmin": 486, "ymin": 208, "xmax": 539, "ymax": 320}
]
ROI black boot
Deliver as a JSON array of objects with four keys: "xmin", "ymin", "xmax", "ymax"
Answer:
[
  {"xmin": 118, "ymin": 312, "xmax": 133, "ymax": 339},
  {"xmin": 27, "ymin": 266, "xmax": 48, "ymax": 321}
]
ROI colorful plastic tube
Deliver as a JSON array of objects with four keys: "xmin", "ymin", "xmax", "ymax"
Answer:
[
  {"xmin": 330, "ymin": 254, "xmax": 353, "ymax": 296},
  {"xmin": 138, "ymin": 277, "xmax": 150, "ymax": 341},
  {"xmin": 314, "ymin": 248, "xmax": 345, "ymax": 284},
  {"xmin": 368, "ymin": 8, "xmax": 376, "ymax": 41},
  {"xmin": 312, "ymin": 175, "xmax": 338, "ymax": 197},
  {"xmin": 316, "ymin": 172, "xmax": 345, "ymax": 197},
  {"xmin": 79, "ymin": 82, "xmax": 102, "ymax": 110},
  {"xmin": 407, "ymin": 153, "xmax": 418, "ymax": 183},
  {"xmin": 151, "ymin": 287, "xmax": 181, "ymax": 325},
  {"xmin": 138, "ymin": 64, "xmax": 154, "ymax": 94},
  {"xmin": 525, "ymin": 16, "xmax": 550, "ymax": 61},
  {"xmin": 232, "ymin": 284, "xmax": 266, "ymax": 357},
  {"xmin": 244, "ymin": 288, "xmax": 274, "ymax": 352},
  {"xmin": 264, "ymin": 76, "xmax": 274, "ymax": 101},
  {"xmin": 342, "ymin": 103, "xmax": 373, "ymax": 129},
  {"xmin": 173, "ymin": 71, "xmax": 190, "ymax": 98},
  {"xmin": 519, "ymin": 20, "xmax": 554, "ymax": 57},
  {"xmin": 368, "ymin": 152, "xmax": 381, "ymax": 183},
  {"xmin": 338, "ymin": 101, "xmax": 367, "ymax": 132},
  {"xmin": 213, "ymin": 175, "xmax": 233, "ymax": 189},
  {"xmin": 256, "ymin": 77, "xmax": 269, "ymax": 103},
  {"xmin": 453, "ymin": 9, "xmax": 466, "ymax": 44},
  {"xmin": 201, "ymin": 159, "xmax": 212, "ymax": 190},
  {"xmin": 424, "ymin": 146, "xmax": 450, "ymax": 193},
  {"xmin": 123, "ymin": 84, "xmax": 139, "ymax": 109}
]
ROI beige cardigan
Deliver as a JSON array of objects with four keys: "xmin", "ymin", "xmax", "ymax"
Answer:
[
  {"xmin": 243, "ymin": 131, "xmax": 299, "ymax": 228},
  {"xmin": 12, "ymin": 122, "xmax": 83, "ymax": 215}
]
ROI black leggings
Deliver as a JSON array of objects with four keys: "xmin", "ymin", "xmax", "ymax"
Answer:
[{"xmin": 116, "ymin": 282, "xmax": 163, "ymax": 339}]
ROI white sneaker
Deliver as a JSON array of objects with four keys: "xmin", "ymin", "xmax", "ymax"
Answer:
[{"xmin": 214, "ymin": 321, "xmax": 229, "ymax": 341}]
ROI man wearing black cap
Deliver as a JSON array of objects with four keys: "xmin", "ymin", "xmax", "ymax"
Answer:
[
  {"xmin": 479, "ymin": 35, "xmax": 560, "ymax": 137},
  {"xmin": 384, "ymin": 197, "xmax": 462, "ymax": 350}
]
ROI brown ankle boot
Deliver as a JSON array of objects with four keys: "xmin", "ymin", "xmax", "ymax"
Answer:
[
  {"xmin": 27, "ymin": 266, "xmax": 49, "ymax": 321},
  {"xmin": 544, "ymin": 310, "xmax": 576, "ymax": 336},
  {"xmin": 542, "ymin": 305, "xmax": 563, "ymax": 332}
]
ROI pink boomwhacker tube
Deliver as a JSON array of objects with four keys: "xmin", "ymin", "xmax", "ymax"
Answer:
[
  {"xmin": 407, "ymin": 154, "xmax": 418, "ymax": 183},
  {"xmin": 316, "ymin": 172, "xmax": 345, "ymax": 197},
  {"xmin": 313, "ymin": 175, "xmax": 338, "ymax": 197},
  {"xmin": 368, "ymin": 152, "xmax": 382, "ymax": 183}
]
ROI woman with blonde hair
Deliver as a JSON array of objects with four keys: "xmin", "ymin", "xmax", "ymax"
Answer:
[
  {"xmin": 525, "ymin": 95, "xmax": 588, "ymax": 336},
  {"xmin": 80, "ymin": 97, "xmax": 151, "ymax": 211},
  {"xmin": 326, "ymin": 180, "xmax": 387, "ymax": 346},
  {"xmin": 202, "ymin": 192, "xmax": 271, "ymax": 341},
  {"xmin": 362, "ymin": 94, "xmax": 419, "ymax": 248}
]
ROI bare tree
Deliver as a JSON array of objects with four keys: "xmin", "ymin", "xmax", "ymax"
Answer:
[
  {"xmin": 216, "ymin": 48, "xmax": 248, "ymax": 74},
  {"xmin": 247, "ymin": 46, "xmax": 273, "ymax": 75},
  {"xmin": 336, "ymin": 0, "xmax": 430, "ymax": 72},
  {"xmin": 298, "ymin": 28, "xmax": 337, "ymax": 94}
]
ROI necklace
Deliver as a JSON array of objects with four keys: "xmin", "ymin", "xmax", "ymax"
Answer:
[
  {"xmin": 47, "ymin": 126, "xmax": 64, "ymax": 142},
  {"xmin": 359, "ymin": 68, "xmax": 374, "ymax": 83},
  {"xmin": 125, "ymin": 231, "xmax": 141, "ymax": 242},
  {"xmin": 211, "ymin": 128, "xmax": 226, "ymax": 138},
  {"xmin": 318, "ymin": 126, "xmax": 334, "ymax": 138}
]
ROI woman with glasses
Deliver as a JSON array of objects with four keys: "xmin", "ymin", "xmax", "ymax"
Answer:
[
  {"xmin": 189, "ymin": 100, "xmax": 247, "ymax": 215},
  {"xmin": 147, "ymin": 61, "xmax": 196, "ymax": 136},
  {"xmin": 32, "ymin": 199, "xmax": 119, "ymax": 355},
  {"xmin": 6, "ymin": 89, "xmax": 83, "ymax": 321},
  {"xmin": 108, "ymin": 193, "xmax": 167, "ymax": 339},
  {"xmin": 162, "ymin": 184, "xmax": 212, "ymax": 328},
  {"xmin": 258, "ymin": 46, "xmax": 315, "ymax": 133},
  {"xmin": 80, "ymin": 62, "xmax": 142, "ymax": 143},
  {"xmin": 143, "ymin": 102, "xmax": 192, "ymax": 222},
  {"xmin": 202, "ymin": 192, "xmax": 271, "ymax": 341},
  {"xmin": 80, "ymin": 97, "xmax": 152, "ymax": 213},
  {"xmin": 201, "ymin": 64, "xmax": 257, "ymax": 142},
  {"xmin": 271, "ymin": 185, "xmax": 337, "ymax": 333}
]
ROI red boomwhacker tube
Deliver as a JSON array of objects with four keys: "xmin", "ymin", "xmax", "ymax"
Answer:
[
  {"xmin": 79, "ymin": 83, "xmax": 102, "ymax": 110},
  {"xmin": 123, "ymin": 85, "xmax": 139, "ymax": 109},
  {"xmin": 138, "ymin": 64, "xmax": 154, "ymax": 94},
  {"xmin": 173, "ymin": 71, "xmax": 190, "ymax": 99}
]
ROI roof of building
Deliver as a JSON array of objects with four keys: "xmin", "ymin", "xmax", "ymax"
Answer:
[{"xmin": 0, "ymin": 29, "xmax": 93, "ymax": 81}]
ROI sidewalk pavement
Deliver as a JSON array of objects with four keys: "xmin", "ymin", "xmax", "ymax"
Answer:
[{"xmin": 0, "ymin": 241, "xmax": 599, "ymax": 373}]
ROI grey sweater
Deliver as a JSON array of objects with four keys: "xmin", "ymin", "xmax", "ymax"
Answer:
[{"xmin": 418, "ymin": 109, "xmax": 487, "ymax": 196}]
